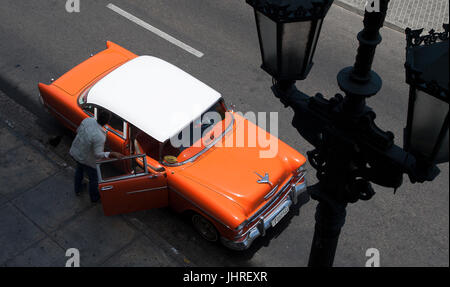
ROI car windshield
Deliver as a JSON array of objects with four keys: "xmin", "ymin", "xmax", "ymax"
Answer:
[{"xmin": 161, "ymin": 100, "xmax": 232, "ymax": 165}]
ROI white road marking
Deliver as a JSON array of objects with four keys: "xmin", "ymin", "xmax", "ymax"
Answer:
[{"xmin": 106, "ymin": 3, "xmax": 204, "ymax": 58}]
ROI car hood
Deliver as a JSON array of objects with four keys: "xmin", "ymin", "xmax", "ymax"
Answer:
[{"xmin": 177, "ymin": 115, "xmax": 304, "ymax": 216}]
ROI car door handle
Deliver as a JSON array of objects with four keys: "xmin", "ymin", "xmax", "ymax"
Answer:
[
  {"xmin": 148, "ymin": 174, "xmax": 158, "ymax": 179},
  {"xmin": 101, "ymin": 185, "xmax": 114, "ymax": 191}
]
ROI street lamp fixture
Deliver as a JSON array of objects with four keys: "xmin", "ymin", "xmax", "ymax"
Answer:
[
  {"xmin": 247, "ymin": 0, "xmax": 449, "ymax": 266},
  {"xmin": 404, "ymin": 25, "xmax": 449, "ymax": 170},
  {"xmin": 246, "ymin": 0, "xmax": 333, "ymax": 81}
]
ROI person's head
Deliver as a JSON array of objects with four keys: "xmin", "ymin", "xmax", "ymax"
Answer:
[{"xmin": 97, "ymin": 109, "xmax": 111, "ymax": 126}]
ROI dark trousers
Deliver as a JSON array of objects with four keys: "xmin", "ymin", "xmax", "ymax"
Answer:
[{"xmin": 74, "ymin": 161, "xmax": 100, "ymax": 202}]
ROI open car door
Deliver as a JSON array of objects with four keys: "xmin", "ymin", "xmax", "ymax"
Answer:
[{"xmin": 96, "ymin": 154, "xmax": 168, "ymax": 216}]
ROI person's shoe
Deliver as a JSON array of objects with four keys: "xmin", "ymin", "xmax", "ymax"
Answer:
[
  {"xmin": 75, "ymin": 183, "xmax": 87, "ymax": 196},
  {"xmin": 91, "ymin": 197, "xmax": 101, "ymax": 203}
]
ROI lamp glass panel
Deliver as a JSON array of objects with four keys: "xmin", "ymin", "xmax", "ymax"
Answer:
[
  {"xmin": 256, "ymin": 11, "xmax": 278, "ymax": 74},
  {"xmin": 280, "ymin": 21, "xmax": 311, "ymax": 78},
  {"xmin": 410, "ymin": 89, "xmax": 449, "ymax": 162},
  {"xmin": 305, "ymin": 19, "xmax": 323, "ymax": 71},
  {"xmin": 435, "ymin": 124, "xmax": 449, "ymax": 163}
]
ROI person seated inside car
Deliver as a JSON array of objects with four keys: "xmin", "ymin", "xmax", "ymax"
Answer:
[{"xmin": 133, "ymin": 129, "xmax": 159, "ymax": 160}]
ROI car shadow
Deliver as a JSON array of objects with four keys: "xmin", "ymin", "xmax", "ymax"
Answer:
[{"xmin": 127, "ymin": 190, "xmax": 311, "ymax": 266}]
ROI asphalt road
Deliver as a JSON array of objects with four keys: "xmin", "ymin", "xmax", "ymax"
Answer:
[{"xmin": 0, "ymin": 0, "xmax": 448, "ymax": 266}]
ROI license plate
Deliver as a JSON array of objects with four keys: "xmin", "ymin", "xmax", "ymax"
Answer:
[{"xmin": 271, "ymin": 205, "xmax": 289, "ymax": 227}]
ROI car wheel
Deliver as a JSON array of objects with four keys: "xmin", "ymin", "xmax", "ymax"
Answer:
[{"xmin": 191, "ymin": 214, "xmax": 219, "ymax": 242}]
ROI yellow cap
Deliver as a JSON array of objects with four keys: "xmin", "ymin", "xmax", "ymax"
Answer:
[{"xmin": 164, "ymin": 155, "xmax": 178, "ymax": 164}]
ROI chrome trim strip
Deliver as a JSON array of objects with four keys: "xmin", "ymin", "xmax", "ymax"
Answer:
[
  {"xmin": 293, "ymin": 172, "xmax": 306, "ymax": 185},
  {"xmin": 98, "ymin": 154, "xmax": 146, "ymax": 164},
  {"xmin": 106, "ymin": 126, "xmax": 126, "ymax": 140},
  {"xmin": 123, "ymin": 122, "xmax": 128, "ymax": 139},
  {"xmin": 168, "ymin": 186, "xmax": 232, "ymax": 230},
  {"xmin": 162, "ymin": 113, "xmax": 235, "ymax": 167},
  {"xmin": 256, "ymin": 217, "xmax": 265, "ymax": 237},
  {"xmin": 98, "ymin": 172, "xmax": 149, "ymax": 183},
  {"xmin": 263, "ymin": 184, "xmax": 279, "ymax": 200},
  {"xmin": 126, "ymin": 186, "xmax": 166, "ymax": 195}
]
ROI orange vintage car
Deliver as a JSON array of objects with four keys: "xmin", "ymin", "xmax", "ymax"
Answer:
[{"xmin": 38, "ymin": 41, "xmax": 307, "ymax": 250}]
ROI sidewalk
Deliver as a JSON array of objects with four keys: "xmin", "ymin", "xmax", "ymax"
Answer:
[
  {"xmin": 0, "ymin": 90, "xmax": 192, "ymax": 267},
  {"xmin": 336, "ymin": 0, "xmax": 449, "ymax": 33}
]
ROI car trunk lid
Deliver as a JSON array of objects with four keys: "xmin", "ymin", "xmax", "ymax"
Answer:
[{"xmin": 53, "ymin": 49, "xmax": 128, "ymax": 95}]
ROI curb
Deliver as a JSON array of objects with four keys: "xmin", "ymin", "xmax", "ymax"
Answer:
[
  {"xmin": 0, "ymin": 72, "xmax": 50, "ymax": 122},
  {"xmin": 334, "ymin": 1, "xmax": 406, "ymax": 34}
]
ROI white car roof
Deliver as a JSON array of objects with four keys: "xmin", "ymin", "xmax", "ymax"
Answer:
[{"xmin": 87, "ymin": 55, "xmax": 221, "ymax": 142}]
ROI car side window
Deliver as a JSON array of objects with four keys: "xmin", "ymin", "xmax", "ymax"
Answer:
[
  {"xmin": 106, "ymin": 113, "xmax": 127, "ymax": 139},
  {"xmin": 108, "ymin": 114, "xmax": 123, "ymax": 133}
]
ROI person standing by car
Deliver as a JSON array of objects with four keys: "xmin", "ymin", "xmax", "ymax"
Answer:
[{"xmin": 70, "ymin": 110, "xmax": 122, "ymax": 202}]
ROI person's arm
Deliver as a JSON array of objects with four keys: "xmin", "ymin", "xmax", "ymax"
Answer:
[
  {"xmin": 109, "ymin": 151, "xmax": 123, "ymax": 158},
  {"xmin": 92, "ymin": 137, "xmax": 110, "ymax": 159},
  {"xmin": 92, "ymin": 137, "xmax": 124, "ymax": 159}
]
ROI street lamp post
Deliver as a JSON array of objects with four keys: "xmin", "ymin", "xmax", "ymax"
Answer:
[{"xmin": 247, "ymin": 0, "xmax": 449, "ymax": 266}]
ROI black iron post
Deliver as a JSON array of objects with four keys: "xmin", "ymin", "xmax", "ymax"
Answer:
[{"xmin": 305, "ymin": 0, "xmax": 390, "ymax": 267}]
